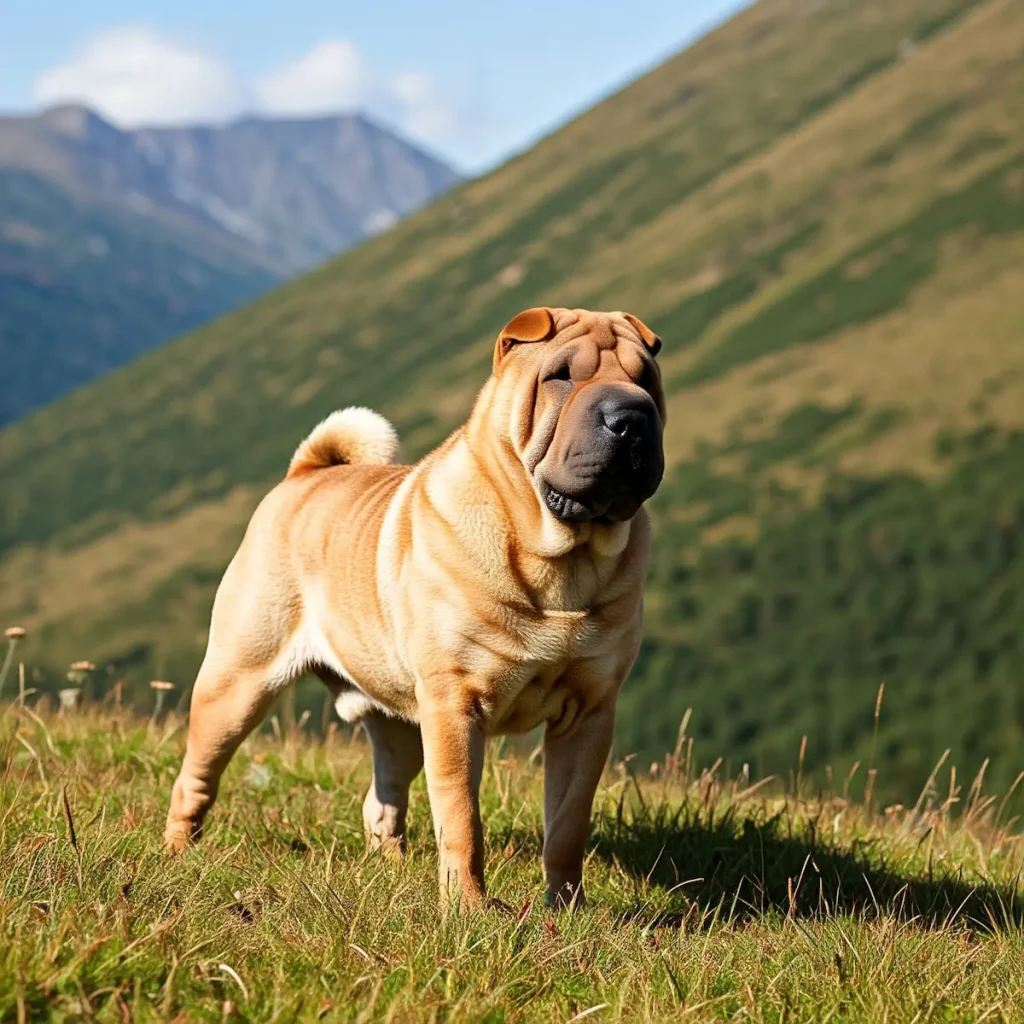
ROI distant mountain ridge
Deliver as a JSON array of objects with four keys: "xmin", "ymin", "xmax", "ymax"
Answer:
[
  {"xmin": 132, "ymin": 114, "xmax": 458, "ymax": 272},
  {"xmin": 0, "ymin": 105, "xmax": 458, "ymax": 424}
]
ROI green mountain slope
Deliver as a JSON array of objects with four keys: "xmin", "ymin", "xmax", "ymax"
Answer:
[
  {"xmin": 0, "ymin": 166, "xmax": 278, "ymax": 425},
  {"xmin": 3, "ymin": 0, "xmax": 1023, "ymax": 806}
]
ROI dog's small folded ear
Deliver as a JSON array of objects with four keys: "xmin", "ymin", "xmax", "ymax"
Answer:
[
  {"xmin": 494, "ymin": 307, "xmax": 557, "ymax": 366},
  {"xmin": 622, "ymin": 313, "xmax": 662, "ymax": 357}
]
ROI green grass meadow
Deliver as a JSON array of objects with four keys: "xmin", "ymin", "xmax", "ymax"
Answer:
[{"xmin": 4, "ymin": 687, "xmax": 1024, "ymax": 1022}]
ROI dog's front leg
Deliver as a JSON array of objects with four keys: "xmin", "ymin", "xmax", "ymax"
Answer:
[
  {"xmin": 417, "ymin": 685, "xmax": 487, "ymax": 910},
  {"xmin": 542, "ymin": 698, "xmax": 617, "ymax": 908}
]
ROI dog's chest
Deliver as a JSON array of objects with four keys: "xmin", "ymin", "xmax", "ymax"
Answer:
[
  {"xmin": 491, "ymin": 657, "xmax": 594, "ymax": 736},
  {"xmin": 499, "ymin": 568, "xmax": 605, "ymax": 662},
  {"xmin": 493, "ymin": 672, "xmax": 573, "ymax": 735},
  {"xmin": 482, "ymin": 605, "xmax": 619, "ymax": 735}
]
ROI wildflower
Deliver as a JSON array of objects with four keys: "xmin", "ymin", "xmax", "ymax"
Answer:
[
  {"xmin": 58, "ymin": 688, "xmax": 81, "ymax": 712},
  {"xmin": 150, "ymin": 680, "xmax": 175, "ymax": 724}
]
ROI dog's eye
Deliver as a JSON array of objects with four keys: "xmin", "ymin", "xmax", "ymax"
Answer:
[{"xmin": 544, "ymin": 365, "xmax": 572, "ymax": 384}]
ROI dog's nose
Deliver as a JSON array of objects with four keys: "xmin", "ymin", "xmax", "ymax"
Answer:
[{"xmin": 598, "ymin": 398, "xmax": 654, "ymax": 444}]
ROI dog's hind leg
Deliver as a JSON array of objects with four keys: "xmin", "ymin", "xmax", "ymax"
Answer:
[
  {"xmin": 316, "ymin": 669, "xmax": 424, "ymax": 855},
  {"xmin": 164, "ymin": 652, "xmax": 280, "ymax": 851},
  {"xmin": 361, "ymin": 711, "xmax": 424, "ymax": 855}
]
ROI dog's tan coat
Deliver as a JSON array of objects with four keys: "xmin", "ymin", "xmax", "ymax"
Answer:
[{"xmin": 165, "ymin": 307, "xmax": 665, "ymax": 908}]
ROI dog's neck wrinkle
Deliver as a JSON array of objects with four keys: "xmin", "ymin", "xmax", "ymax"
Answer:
[
  {"xmin": 438, "ymin": 425, "xmax": 619, "ymax": 613},
  {"xmin": 464, "ymin": 409, "xmax": 541, "ymax": 528},
  {"xmin": 464, "ymin": 419, "xmax": 581, "ymax": 559}
]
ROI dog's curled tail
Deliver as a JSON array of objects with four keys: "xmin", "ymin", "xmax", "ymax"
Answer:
[{"xmin": 287, "ymin": 407, "xmax": 400, "ymax": 478}]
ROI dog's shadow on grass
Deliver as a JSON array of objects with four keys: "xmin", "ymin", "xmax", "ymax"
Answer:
[{"xmin": 584, "ymin": 797, "xmax": 1023, "ymax": 932}]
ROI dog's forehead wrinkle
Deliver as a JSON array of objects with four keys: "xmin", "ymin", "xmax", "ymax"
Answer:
[
  {"xmin": 572, "ymin": 314, "xmax": 617, "ymax": 350},
  {"xmin": 616, "ymin": 342, "xmax": 646, "ymax": 382},
  {"xmin": 610, "ymin": 317, "xmax": 643, "ymax": 346},
  {"xmin": 551, "ymin": 307, "xmax": 579, "ymax": 332},
  {"xmin": 599, "ymin": 348, "xmax": 631, "ymax": 378},
  {"xmin": 553, "ymin": 319, "xmax": 591, "ymax": 346},
  {"xmin": 561, "ymin": 338, "xmax": 599, "ymax": 380}
]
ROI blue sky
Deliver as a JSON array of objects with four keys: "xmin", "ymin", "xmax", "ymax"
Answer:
[{"xmin": 1, "ymin": 0, "xmax": 750, "ymax": 171}]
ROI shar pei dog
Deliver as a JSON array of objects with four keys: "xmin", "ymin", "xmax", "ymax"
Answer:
[{"xmin": 165, "ymin": 306, "xmax": 666, "ymax": 909}]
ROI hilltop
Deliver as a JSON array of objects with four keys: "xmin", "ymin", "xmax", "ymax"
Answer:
[{"xmin": 1, "ymin": 0, "xmax": 1023, "ymax": 806}]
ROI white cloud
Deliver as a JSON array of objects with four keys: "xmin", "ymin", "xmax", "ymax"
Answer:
[
  {"xmin": 253, "ymin": 41, "xmax": 459, "ymax": 148},
  {"xmin": 33, "ymin": 27, "xmax": 463, "ymax": 150},
  {"xmin": 34, "ymin": 26, "xmax": 246, "ymax": 126},
  {"xmin": 254, "ymin": 41, "xmax": 370, "ymax": 117},
  {"xmin": 391, "ymin": 72, "xmax": 458, "ymax": 141}
]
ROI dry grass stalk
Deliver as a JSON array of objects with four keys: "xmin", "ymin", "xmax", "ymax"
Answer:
[
  {"xmin": 0, "ymin": 626, "xmax": 27, "ymax": 701},
  {"xmin": 150, "ymin": 681, "xmax": 175, "ymax": 726},
  {"xmin": 60, "ymin": 783, "xmax": 83, "ymax": 887}
]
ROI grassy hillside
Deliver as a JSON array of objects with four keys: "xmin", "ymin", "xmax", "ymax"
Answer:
[
  {"xmin": 2, "ymin": 0, "xmax": 1024, "ymax": 806},
  {"xmin": 3, "ymin": 706, "xmax": 1024, "ymax": 1021}
]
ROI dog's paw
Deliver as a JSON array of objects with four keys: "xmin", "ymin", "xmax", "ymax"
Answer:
[
  {"xmin": 545, "ymin": 883, "xmax": 587, "ymax": 911},
  {"xmin": 163, "ymin": 820, "xmax": 199, "ymax": 854},
  {"xmin": 366, "ymin": 834, "xmax": 406, "ymax": 861},
  {"xmin": 484, "ymin": 896, "xmax": 516, "ymax": 916}
]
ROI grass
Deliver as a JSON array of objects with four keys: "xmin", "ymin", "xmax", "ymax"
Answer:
[{"xmin": 4, "ymin": 702, "xmax": 1024, "ymax": 1022}]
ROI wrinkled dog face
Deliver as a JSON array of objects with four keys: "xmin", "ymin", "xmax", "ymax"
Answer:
[{"xmin": 494, "ymin": 307, "xmax": 666, "ymax": 525}]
